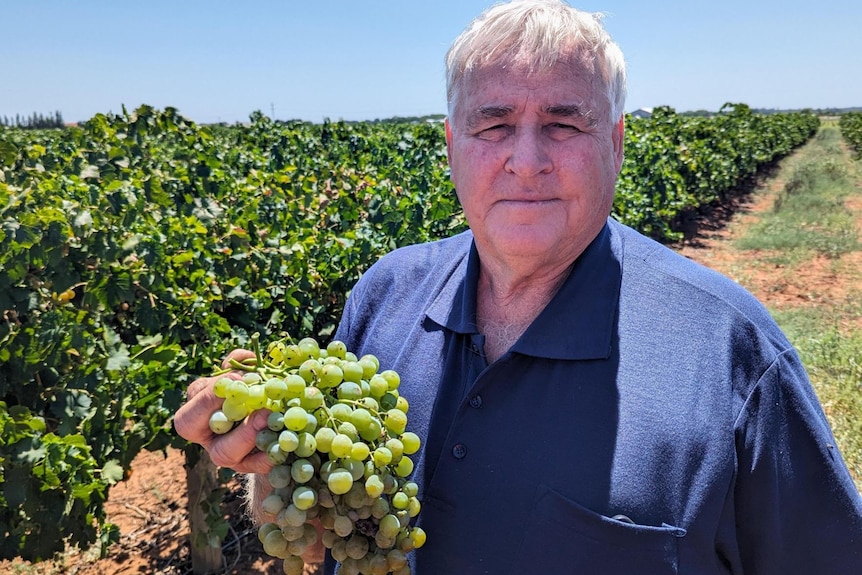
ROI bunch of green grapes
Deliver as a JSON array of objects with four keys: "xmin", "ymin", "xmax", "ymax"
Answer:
[{"xmin": 209, "ymin": 334, "xmax": 426, "ymax": 575}]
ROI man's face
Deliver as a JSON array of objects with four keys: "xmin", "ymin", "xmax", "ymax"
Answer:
[{"xmin": 445, "ymin": 60, "xmax": 624, "ymax": 268}]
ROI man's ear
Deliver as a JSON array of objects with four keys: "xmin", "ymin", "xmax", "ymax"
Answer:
[
  {"xmin": 444, "ymin": 117, "xmax": 454, "ymax": 169},
  {"xmin": 612, "ymin": 115, "xmax": 625, "ymax": 173}
]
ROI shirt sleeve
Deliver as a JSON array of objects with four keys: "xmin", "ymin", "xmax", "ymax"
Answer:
[{"xmin": 733, "ymin": 348, "xmax": 862, "ymax": 574}]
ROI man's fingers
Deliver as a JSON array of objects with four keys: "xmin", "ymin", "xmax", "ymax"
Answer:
[
  {"xmin": 206, "ymin": 409, "xmax": 273, "ymax": 474},
  {"xmin": 176, "ymin": 350, "xmax": 274, "ymax": 475},
  {"xmin": 174, "ymin": 381, "xmax": 223, "ymax": 444}
]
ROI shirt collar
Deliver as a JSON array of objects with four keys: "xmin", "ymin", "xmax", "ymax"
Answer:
[{"xmin": 424, "ymin": 220, "xmax": 622, "ymax": 361}]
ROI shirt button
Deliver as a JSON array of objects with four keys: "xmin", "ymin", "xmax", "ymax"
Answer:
[
  {"xmin": 469, "ymin": 395, "xmax": 483, "ymax": 409},
  {"xmin": 452, "ymin": 443, "xmax": 467, "ymax": 459}
]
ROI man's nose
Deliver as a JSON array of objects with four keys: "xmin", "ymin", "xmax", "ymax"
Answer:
[{"xmin": 504, "ymin": 129, "xmax": 553, "ymax": 176}]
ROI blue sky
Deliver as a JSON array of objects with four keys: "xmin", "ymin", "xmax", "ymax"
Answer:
[{"xmin": 2, "ymin": 1, "xmax": 860, "ymax": 124}]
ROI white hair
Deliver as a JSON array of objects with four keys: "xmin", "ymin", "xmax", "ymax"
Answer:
[{"xmin": 445, "ymin": 0, "xmax": 627, "ymax": 123}]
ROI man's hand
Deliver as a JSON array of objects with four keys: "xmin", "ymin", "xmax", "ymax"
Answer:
[
  {"xmin": 174, "ymin": 349, "xmax": 273, "ymax": 475},
  {"xmin": 175, "ymin": 349, "xmax": 325, "ymax": 565}
]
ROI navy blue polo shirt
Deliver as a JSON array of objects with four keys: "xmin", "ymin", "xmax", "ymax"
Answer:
[{"xmin": 330, "ymin": 217, "xmax": 862, "ymax": 574}]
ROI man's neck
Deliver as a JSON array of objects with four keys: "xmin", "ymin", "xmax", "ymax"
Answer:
[{"xmin": 475, "ymin": 260, "xmax": 573, "ymax": 362}]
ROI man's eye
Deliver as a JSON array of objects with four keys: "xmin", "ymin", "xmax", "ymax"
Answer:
[
  {"xmin": 477, "ymin": 125, "xmax": 509, "ymax": 139},
  {"xmin": 545, "ymin": 123, "xmax": 581, "ymax": 139}
]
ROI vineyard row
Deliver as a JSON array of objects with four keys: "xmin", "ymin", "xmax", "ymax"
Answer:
[{"xmin": 0, "ymin": 104, "xmax": 818, "ymax": 560}]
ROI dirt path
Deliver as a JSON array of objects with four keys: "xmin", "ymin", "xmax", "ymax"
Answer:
[
  {"xmin": 3, "ymin": 127, "xmax": 860, "ymax": 575},
  {"xmin": 675, "ymin": 135, "xmax": 862, "ymax": 329}
]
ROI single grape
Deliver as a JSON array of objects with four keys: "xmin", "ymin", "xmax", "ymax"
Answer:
[
  {"xmin": 246, "ymin": 385, "xmax": 268, "ymax": 410},
  {"xmin": 394, "ymin": 456, "xmax": 414, "ymax": 478},
  {"xmin": 258, "ymin": 522, "xmax": 280, "ymax": 543},
  {"xmin": 295, "ymin": 432, "xmax": 317, "ymax": 457},
  {"xmin": 298, "ymin": 359, "xmax": 321, "ymax": 383},
  {"xmin": 264, "ymin": 377, "xmax": 289, "ymax": 400},
  {"xmin": 338, "ymin": 421, "xmax": 360, "ymax": 442},
  {"xmin": 327, "ymin": 468, "xmax": 354, "ymax": 495},
  {"xmin": 359, "ymin": 355, "xmax": 380, "ymax": 380},
  {"xmin": 221, "ymin": 397, "xmax": 250, "ymax": 421},
  {"xmin": 395, "ymin": 395, "xmax": 409, "ymax": 413},
  {"xmin": 283, "ymin": 373, "xmax": 306, "ymax": 397},
  {"xmin": 314, "ymin": 426, "xmax": 336, "ymax": 453},
  {"xmin": 402, "ymin": 481, "xmax": 418, "ymax": 498},
  {"xmin": 361, "ymin": 424, "xmax": 383, "ymax": 445},
  {"xmin": 375, "ymin": 531, "xmax": 395, "ymax": 550},
  {"xmin": 392, "ymin": 491, "xmax": 409, "ymax": 510},
  {"xmin": 326, "ymin": 340, "xmax": 347, "ymax": 359},
  {"xmin": 301, "ymin": 386, "xmax": 325, "ymax": 410},
  {"xmin": 350, "ymin": 407, "xmax": 373, "ymax": 431},
  {"xmin": 261, "ymin": 493, "xmax": 286, "ymax": 516},
  {"xmin": 242, "ymin": 372, "xmax": 263, "ymax": 385},
  {"xmin": 365, "ymin": 475, "xmax": 385, "ymax": 498},
  {"xmin": 367, "ymin": 553, "xmax": 389, "ymax": 575},
  {"xmin": 350, "ymin": 441, "xmax": 370, "ymax": 462},
  {"xmin": 282, "ymin": 555, "xmax": 304, "ymax": 575},
  {"xmin": 372, "ymin": 446, "xmax": 393, "ymax": 467},
  {"xmin": 281, "ymin": 503, "xmax": 306, "ymax": 527},
  {"xmin": 379, "ymin": 514, "xmax": 401, "ymax": 538},
  {"xmin": 291, "ymin": 458, "xmax": 314, "ymax": 484},
  {"xmin": 410, "ymin": 526, "xmax": 426, "ymax": 548},
  {"xmin": 267, "ymin": 411, "xmax": 285, "ymax": 431},
  {"xmin": 330, "ymin": 402, "xmax": 352, "ymax": 421},
  {"xmin": 370, "ymin": 497, "xmax": 389, "ymax": 519},
  {"xmin": 298, "ymin": 337, "xmax": 321, "ymax": 360},
  {"xmin": 321, "ymin": 529, "xmax": 340, "ymax": 549},
  {"xmin": 213, "ymin": 376, "xmax": 233, "ymax": 398},
  {"xmin": 407, "ymin": 496, "xmax": 421, "ymax": 518},
  {"xmin": 292, "ymin": 486, "xmax": 317, "ymax": 510},
  {"xmin": 333, "ymin": 514, "xmax": 354, "ymax": 537},
  {"xmin": 346, "ymin": 534, "xmax": 370, "ymax": 560},
  {"xmin": 319, "ymin": 364, "xmax": 344, "ymax": 388},
  {"xmin": 384, "ymin": 409, "xmax": 408, "ymax": 435},
  {"xmin": 267, "ymin": 443, "xmax": 288, "ymax": 465},
  {"xmin": 255, "ymin": 429, "xmax": 278, "ymax": 453},
  {"xmin": 368, "ymin": 374, "xmax": 389, "ymax": 398},
  {"xmin": 387, "ymin": 548, "xmax": 408, "ymax": 571},
  {"xmin": 400, "ymin": 431, "xmax": 421, "ymax": 454},
  {"xmin": 337, "ymin": 381, "xmax": 363, "ymax": 401},
  {"xmin": 330, "ymin": 433, "xmax": 354, "ymax": 458},
  {"xmin": 380, "ymin": 369, "xmax": 400, "ymax": 391},
  {"xmin": 262, "ymin": 529, "xmax": 288, "ymax": 558},
  {"xmin": 283, "ymin": 406, "xmax": 309, "ymax": 432},
  {"xmin": 278, "ymin": 430, "xmax": 299, "ymax": 453},
  {"xmin": 268, "ymin": 465, "xmax": 292, "ymax": 489},
  {"xmin": 341, "ymin": 361, "xmax": 364, "ymax": 383},
  {"xmin": 208, "ymin": 410, "xmax": 232, "ymax": 434}
]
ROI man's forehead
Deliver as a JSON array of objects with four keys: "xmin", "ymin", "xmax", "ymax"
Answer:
[{"xmin": 460, "ymin": 61, "xmax": 601, "ymax": 101}]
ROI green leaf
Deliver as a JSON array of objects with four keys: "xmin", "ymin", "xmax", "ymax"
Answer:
[
  {"xmin": 80, "ymin": 165, "xmax": 100, "ymax": 179},
  {"xmin": 0, "ymin": 140, "xmax": 18, "ymax": 166},
  {"xmin": 106, "ymin": 346, "xmax": 131, "ymax": 372},
  {"xmin": 100, "ymin": 460, "xmax": 124, "ymax": 485}
]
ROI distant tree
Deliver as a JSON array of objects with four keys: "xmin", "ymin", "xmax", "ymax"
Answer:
[{"xmin": 1, "ymin": 110, "xmax": 67, "ymax": 129}]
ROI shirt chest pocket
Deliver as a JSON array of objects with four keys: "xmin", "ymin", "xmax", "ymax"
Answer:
[{"xmin": 512, "ymin": 484, "xmax": 685, "ymax": 574}]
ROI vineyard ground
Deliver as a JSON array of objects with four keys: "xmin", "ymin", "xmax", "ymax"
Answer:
[{"xmin": 2, "ymin": 127, "xmax": 860, "ymax": 575}]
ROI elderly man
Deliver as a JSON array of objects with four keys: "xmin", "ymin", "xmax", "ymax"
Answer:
[{"xmin": 176, "ymin": 1, "xmax": 862, "ymax": 573}]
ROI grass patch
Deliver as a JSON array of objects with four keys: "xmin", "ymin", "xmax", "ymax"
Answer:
[
  {"xmin": 771, "ymin": 307, "xmax": 862, "ymax": 488},
  {"xmin": 737, "ymin": 127, "xmax": 859, "ymax": 258},
  {"xmin": 739, "ymin": 122, "xmax": 862, "ymax": 488}
]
